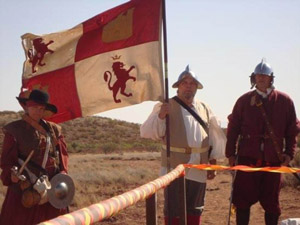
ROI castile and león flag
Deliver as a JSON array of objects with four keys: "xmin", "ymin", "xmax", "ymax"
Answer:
[{"xmin": 20, "ymin": 0, "xmax": 164, "ymax": 124}]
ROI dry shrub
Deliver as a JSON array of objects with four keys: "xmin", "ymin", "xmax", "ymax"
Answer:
[{"xmin": 282, "ymin": 149, "xmax": 300, "ymax": 188}]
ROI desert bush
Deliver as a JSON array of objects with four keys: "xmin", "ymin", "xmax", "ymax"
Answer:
[
  {"xmin": 144, "ymin": 143, "xmax": 161, "ymax": 152},
  {"xmin": 102, "ymin": 142, "xmax": 119, "ymax": 154}
]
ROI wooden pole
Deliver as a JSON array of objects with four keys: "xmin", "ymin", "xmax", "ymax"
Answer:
[
  {"xmin": 162, "ymin": 1, "xmax": 172, "ymax": 225},
  {"xmin": 146, "ymin": 194, "xmax": 157, "ymax": 225}
]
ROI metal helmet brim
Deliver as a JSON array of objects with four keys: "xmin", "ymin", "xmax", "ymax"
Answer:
[{"xmin": 172, "ymin": 65, "xmax": 203, "ymax": 89}]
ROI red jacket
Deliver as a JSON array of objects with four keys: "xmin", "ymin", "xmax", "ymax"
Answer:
[
  {"xmin": 0, "ymin": 119, "xmax": 69, "ymax": 225},
  {"xmin": 226, "ymin": 90, "xmax": 298, "ymax": 163}
]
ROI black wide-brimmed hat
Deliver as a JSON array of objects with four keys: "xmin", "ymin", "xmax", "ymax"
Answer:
[{"xmin": 16, "ymin": 89, "xmax": 57, "ymax": 114}]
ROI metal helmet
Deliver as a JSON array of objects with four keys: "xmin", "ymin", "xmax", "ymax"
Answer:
[
  {"xmin": 250, "ymin": 58, "xmax": 274, "ymax": 89},
  {"xmin": 172, "ymin": 65, "xmax": 203, "ymax": 89}
]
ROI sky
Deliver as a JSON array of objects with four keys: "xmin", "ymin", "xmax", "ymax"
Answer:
[{"xmin": 0, "ymin": 0, "xmax": 299, "ymax": 127}]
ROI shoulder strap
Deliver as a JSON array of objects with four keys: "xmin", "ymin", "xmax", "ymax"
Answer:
[
  {"xmin": 254, "ymin": 94, "xmax": 284, "ymax": 162},
  {"xmin": 172, "ymin": 96, "xmax": 208, "ymax": 131}
]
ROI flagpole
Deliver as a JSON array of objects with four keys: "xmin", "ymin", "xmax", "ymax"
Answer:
[
  {"xmin": 162, "ymin": 1, "xmax": 173, "ymax": 225},
  {"xmin": 162, "ymin": 0, "xmax": 170, "ymax": 173}
]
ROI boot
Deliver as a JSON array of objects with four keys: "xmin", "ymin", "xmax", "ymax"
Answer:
[
  {"xmin": 164, "ymin": 216, "xmax": 180, "ymax": 225},
  {"xmin": 187, "ymin": 215, "xmax": 201, "ymax": 225},
  {"xmin": 236, "ymin": 208, "xmax": 250, "ymax": 225},
  {"xmin": 264, "ymin": 212, "xmax": 279, "ymax": 225}
]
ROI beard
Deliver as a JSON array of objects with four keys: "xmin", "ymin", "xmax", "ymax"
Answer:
[{"xmin": 182, "ymin": 91, "xmax": 195, "ymax": 102}]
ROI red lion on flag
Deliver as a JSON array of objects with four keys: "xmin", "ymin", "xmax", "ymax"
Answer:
[
  {"xmin": 104, "ymin": 56, "xmax": 136, "ymax": 103},
  {"xmin": 27, "ymin": 37, "xmax": 54, "ymax": 73}
]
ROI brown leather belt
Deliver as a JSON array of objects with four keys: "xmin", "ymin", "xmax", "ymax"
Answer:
[{"xmin": 162, "ymin": 145, "xmax": 209, "ymax": 154}]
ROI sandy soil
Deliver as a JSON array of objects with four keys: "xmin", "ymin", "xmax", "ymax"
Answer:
[
  {"xmin": 1, "ymin": 153, "xmax": 299, "ymax": 225},
  {"xmin": 203, "ymin": 171, "xmax": 300, "ymax": 225},
  {"xmin": 69, "ymin": 154, "xmax": 300, "ymax": 225}
]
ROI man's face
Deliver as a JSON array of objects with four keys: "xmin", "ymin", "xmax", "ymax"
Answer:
[
  {"xmin": 177, "ymin": 76, "xmax": 198, "ymax": 103},
  {"xmin": 255, "ymin": 74, "xmax": 272, "ymax": 92},
  {"xmin": 27, "ymin": 104, "xmax": 46, "ymax": 121}
]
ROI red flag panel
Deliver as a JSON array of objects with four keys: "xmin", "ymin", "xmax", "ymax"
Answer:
[
  {"xmin": 75, "ymin": 0, "xmax": 161, "ymax": 62},
  {"xmin": 23, "ymin": 65, "xmax": 82, "ymax": 123}
]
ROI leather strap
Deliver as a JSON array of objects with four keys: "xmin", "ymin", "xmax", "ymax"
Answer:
[
  {"xmin": 22, "ymin": 114, "xmax": 47, "ymax": 135},
  {"xmin": 172, "ymin": 96, "xmax": 208, "ymax": 132},
  {"xmin": 172, "ymin": 96, "xmax": 213, "ymax": 157},
  {"xmin": 254, "ymin": 94, "xmax": 284, "ymax": 162}
]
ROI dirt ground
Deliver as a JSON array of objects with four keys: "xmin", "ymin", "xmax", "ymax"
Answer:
[
  {"xmin": 1, "ymin": 153, "xmax": 299, "ymax": 225},
  {"xmin": 68, "ymin": 154, "xmax": 300, "ymax": 225},
  {"xmin": 90, "ymin": 171, "xmax": 300, "ymax": 225},
  {"xmin": 203, "ymin": 171, "xmax": 300, "ymax": 225}
]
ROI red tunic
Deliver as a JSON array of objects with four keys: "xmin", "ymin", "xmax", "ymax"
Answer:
[
  {"xmin": 226, "ymin": 89, "xmax": 298, "ymax": 162},
  {"xmin": 225, "ymin": 89, "xmax": 299, "ymax": 214},
  {"xmin": 0, "ymin": 119, "xmax": 69, "ymax": 225}
]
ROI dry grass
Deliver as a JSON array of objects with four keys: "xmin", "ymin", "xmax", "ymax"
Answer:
[
  {"xmin": 69, "ymin": 152, "xmax": 161, "ymax": 209},
  {"xmin": 1, "ymin": 152, "xmax": 300, "ymax": 224},
  {"xmin": 0, "ymin": 111, "xmax": 300, "ymax": 224}
]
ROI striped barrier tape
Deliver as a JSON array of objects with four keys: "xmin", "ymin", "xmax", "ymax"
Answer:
[
  {"xmin": 38, "ymin": 164, "xmax": 185, "ymax": 225},
  {"xmin": 184, "ymin": 164, "xmax": 300, "ymax": 173},
  {"xmin": 39, "ymin": 163, "xmax": 300, "ymax": 225}
]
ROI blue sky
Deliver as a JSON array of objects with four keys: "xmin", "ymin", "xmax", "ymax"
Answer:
[{"xmin": 0, "ymin": 0, "xmax": 299, "ymax": 126}]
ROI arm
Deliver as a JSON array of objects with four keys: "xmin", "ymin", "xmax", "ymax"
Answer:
[
  {"xmin": 281, "ymin": 100, "xmax": 299, "ymax": 166},
  {"xmin": 0, "ymin": 132, "xmax": 19, "ymax": 186},
  {"xmin": 140, "ymin": 102, "xmax": 166, "ymax": 140},
  {"xmin": 57, "ymin": 135, "xmax": 69, "ymax": 173},
  {"xmin": 225, "ymin": 100, "xmax": 243, "ymax": 166}
]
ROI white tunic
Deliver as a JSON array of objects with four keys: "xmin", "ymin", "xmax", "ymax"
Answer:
[{"xmin": 140, "ymin": 100, "xmax": 226, "ymax": 182}]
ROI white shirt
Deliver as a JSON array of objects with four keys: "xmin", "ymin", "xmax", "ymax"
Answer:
[{"xmin": 140, "ymin": 100, "xmax": 226, "ymax": 182}]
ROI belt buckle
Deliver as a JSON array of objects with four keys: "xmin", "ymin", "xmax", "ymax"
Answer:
[{"xmin": 185, "ymin": 147, "xmax": 192, "ymax": 154}]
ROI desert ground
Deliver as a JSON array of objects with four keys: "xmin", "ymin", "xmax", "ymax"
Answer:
[
  {"xmin": 1, "ymin": 152, "xmax": 299, "ymax": 225},
  {"xmin": 66, "ymin": 153, "xmax": 300, "ymax": 224}
]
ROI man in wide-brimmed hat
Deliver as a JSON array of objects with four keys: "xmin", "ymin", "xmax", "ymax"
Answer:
[
  {"xmin": 16, "ymin": 89, "xmax": 58, "ymax": 118},
  {"xmin": 140, "ymin": 65, "xmax": 226, "ymax": 225},
  {"xmin": 0, "ymin": 89, "xmax": 70, "ymax": 225}
]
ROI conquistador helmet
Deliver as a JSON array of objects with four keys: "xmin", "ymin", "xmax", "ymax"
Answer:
[
  {"xmin": 172, "ymin": 65, "xmax": 203, "ymax": 89},
  {"xmin": 250, "ymin": 58, "xmax": 274, "ymax": 89}
]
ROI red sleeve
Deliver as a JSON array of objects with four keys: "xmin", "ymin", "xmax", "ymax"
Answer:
[
  {"xmin": 0, "ymin": 132, "xmax": 19, "ymax": 186},
  {"xmin": 57, "ymin": 135, "xmax": 69, "ymax": 173},
  {"xmin": 283, "ymin": 99, "xmax": 299, "ymax": 159},
  {"xmin": 225, "ymin": 99, "xmax": 242, "ymax": 158}
]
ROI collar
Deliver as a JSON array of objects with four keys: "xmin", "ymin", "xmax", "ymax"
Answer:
[
  {"xmin": 22, "ymin": 114, "xmax": 47, "ymax": 135},
  {"xmin": 255, "ymin": 86, "xmax": 274, "ymax": 98}
]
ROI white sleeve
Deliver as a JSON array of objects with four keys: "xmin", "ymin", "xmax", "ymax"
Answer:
[
  {"xmin": 209, "ymin": 116, "xmax": 226, "ymax": 160},
  {"xmin": 140, "ymin": 103, "xmax": 166, "ymax": 141}
]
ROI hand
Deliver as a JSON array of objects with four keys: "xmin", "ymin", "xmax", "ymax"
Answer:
[
  {"xmin": 207, "ymin": 170, "xmax": 217, "ymax": 180},
  {"xmin": 207, "ymin": 159, "xmax": 217, "ymax": 180},
  {"xmin": 11, "ymin": 173, "xmax": 20, "ymax": 183},
  {"xmin": 158, "ymin": 103, "xmax": 169, "ymax": 119},
  {"xmin": 228, "ymin": 156, "xmax": 236, "ymax": 167},
  {"xmin": 281, "ymin": 154, "xmax": 291, "ymax": 166},
  {"xmin": 10, "ymin": 166, "xmax": 20, "ymax": 183}
]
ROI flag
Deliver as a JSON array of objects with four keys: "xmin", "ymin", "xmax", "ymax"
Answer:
[{"xmin": 21, "ymin": 0, "xmax": 164, "ymax": 123}]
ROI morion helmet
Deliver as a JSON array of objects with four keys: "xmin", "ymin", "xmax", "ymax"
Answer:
[
  {"xmin": 250, "ymin": 58, "xmax": 274, "ymax": 89},
  {"xmin": 172, "ymin": 65, "xmax": 203, "ymax": 89}
]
